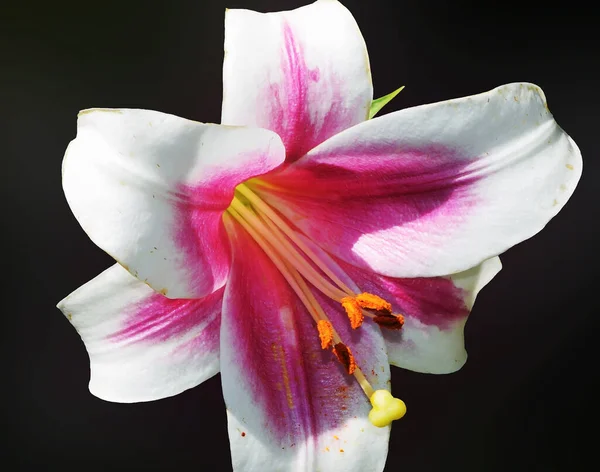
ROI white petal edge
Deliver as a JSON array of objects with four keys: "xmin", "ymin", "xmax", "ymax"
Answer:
[
  {"xmin": 385, "ymin": 257, "xmax": 502, "ymax": 374},
  {"xmin": 57, "ymin": 264, "xmax": 222, "ymax": 402}
]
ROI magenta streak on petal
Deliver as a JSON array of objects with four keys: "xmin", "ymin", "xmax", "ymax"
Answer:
[
  {"xmin": 264, "ymin": 23, "xmax": 353, "ymax": 163},
  {"xmin": 175, "ymin": 194, "xmax": 231, "ymax": 297},
  {"xmin": 260, "ymin": 145, "xmax": 480, "ymax": 270},
  {"xmin": 339, "ymin": 259, "xmax": 468, "ymax": 329},
  {"xmin": 265, "ymin": 145, "xmax": 478, "ymax": 198},
  {"xmin": 113, "ymin": 288, "xmax": 223, "ymax": 348},
  {"xmin": 223, "ymin": 220, "xmax": 369, "ymax": 444},
  {"xmin": 173, "ymin": 151, "xmax": 281, "ymax": 296},
  {"xmin": 308, "ymin": 67, "xmax": 320, "ymax": 83},
  {"xmin": 291, "ymin": 232, "xmax": 467, "ymax": 329},
  {"xmin": 225, "ymin": 223, "xmax": 315, "ymax": 443}
]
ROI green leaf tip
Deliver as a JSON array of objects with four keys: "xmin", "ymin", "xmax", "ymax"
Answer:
[{"xmin": 368, "ymin": 86, "xmax": 405, "ymax": 119}]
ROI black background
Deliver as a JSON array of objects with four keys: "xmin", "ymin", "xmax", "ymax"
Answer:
[{"xmin": 3, "ymin": 0, "xmax": 599, "ymax": 471}]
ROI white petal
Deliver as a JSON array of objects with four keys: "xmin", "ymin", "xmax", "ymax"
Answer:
[
  {"xmin": 62, "ymin": 108, "xmax": 285, "ymax": 298},
  {"xmin": 57, "ymin": 264, "xmax": 222, "ymax": 402},
  {"xmin": 258, "ymin": 83, "xmax": 581, "ymax": 278},
  {"xmin": 222, "ymin": 0, "xmax": 372, "ymax": 162}
]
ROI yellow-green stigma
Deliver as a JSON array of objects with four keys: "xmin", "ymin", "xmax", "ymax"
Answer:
[{"xmin": 368, "ymin": 390, "xmax": 407, "ymax": 427}]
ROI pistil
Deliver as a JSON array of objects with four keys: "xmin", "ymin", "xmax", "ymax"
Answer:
[
  {"xmin": 227, "ymin": 203, "xmax": 374, "ymax": 397},
  {"xmin": 227, "ymin": 186, "xmax": 406, "ymax": 427}
]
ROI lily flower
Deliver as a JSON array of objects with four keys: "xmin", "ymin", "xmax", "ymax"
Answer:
[{"xmin": 57, "ymin": 0, "xmax": 581, "ymax": 470}]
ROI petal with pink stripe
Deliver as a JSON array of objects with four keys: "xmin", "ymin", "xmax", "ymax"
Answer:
[
  {"xmin": 342, "ymin": 257, "xmax": 502, "ymax": 374},
  {"xmin": 62, "ymin": 108, "xmax": 285, "ymax": 298},
  {"xmin": 57, "ymin": 264, "xmax": 222, "ymax": 402},
  {"xmin": 222, "ymin": 0, "xmax": 372, "ymax": 162},
  {"xmin": 220, "ymin": 216, "xmax": 390, "ymax": 472},
  {"xmin": 259, "ymin": 83, "xmax": 581, "ymax": 278},
  {"xmin": 288, "ymin": 235, "xmax": 501, "ymax": 373}
]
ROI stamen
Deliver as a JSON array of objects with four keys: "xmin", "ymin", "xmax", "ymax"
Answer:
[
  {"xmin": 340, "ymin": 297, "xmax": 364, "ymax": 329},
  {"xmin": 355, "ymin": 293, "xmax": 392, "ymax": 314},
  {"xmin": 282, "ymin": 252, "xmax": 375, "ymax": 397},
  {"xmin": 317, "ymin": 320, "xmax": 334, "ymax": 349},
  {"xmin": 228, "ymin": 203, "xmax": 374, "ymax": 397},
  {"xmin": 226, "ymin": 206, "xmax": 323, "ymax": 323},
  {"xmin": 373, "ymin": 313, "xmax": 405, "ymax": 330},
  {"xmin": 236, "ymin": 184, "xmax": 356, "ymax": 296},
  {"xmin": 231, "ymin": 197, "xmax": 346, "ymax": 302},
  {"xmin": 227, "ymin": 192, "xmax": 406, "ymax": 426},
  {"xmin": 333, "ymin": 343, "xmax": 357, "ymax": 375},
  {"xmin": 260, "ymin": 215, "xmax": 347, "ymax": 301}
]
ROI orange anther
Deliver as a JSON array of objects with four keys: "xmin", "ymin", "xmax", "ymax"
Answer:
[
  {"xmin": 340, "ymin": 296, "xmax": 364, "ymax": 329},
  {"xmin": 333, "ymin": 342, "xmax": 357, "ymax": 375},
  {"xmin": 355, "ymin": 293, "xmax": 392, "ymax": 314},
  {"xmin": 373, "ymin": 313, "xmax": 405, "ymax": 330},
  {"xmin": 317, "ymin": 319, "xmax": 334, "ymax": 349}
]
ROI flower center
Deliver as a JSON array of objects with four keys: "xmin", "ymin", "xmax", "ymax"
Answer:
[{"xmin": 226, "ymin": 183, "xmax": 406, "ymax": 428}]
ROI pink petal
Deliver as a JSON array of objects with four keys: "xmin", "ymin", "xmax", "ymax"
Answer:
[
  {"xmin": 57, "ymin": 264, "xmax": 222, "ymax": 402},
  {"xmin": 222, "ymin": 0, "xmax": 372, "ymax": 162},
  {"xmin": 62, "ymin": 109, "xmax": 285, "ymax": 298},
  {"xmin": 220, "ymin": 215, "xmax": 390, "ymax": 472},
  {"xmin": 258, "ymin": 83, "xmax": 581, "ymax": 278}
]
